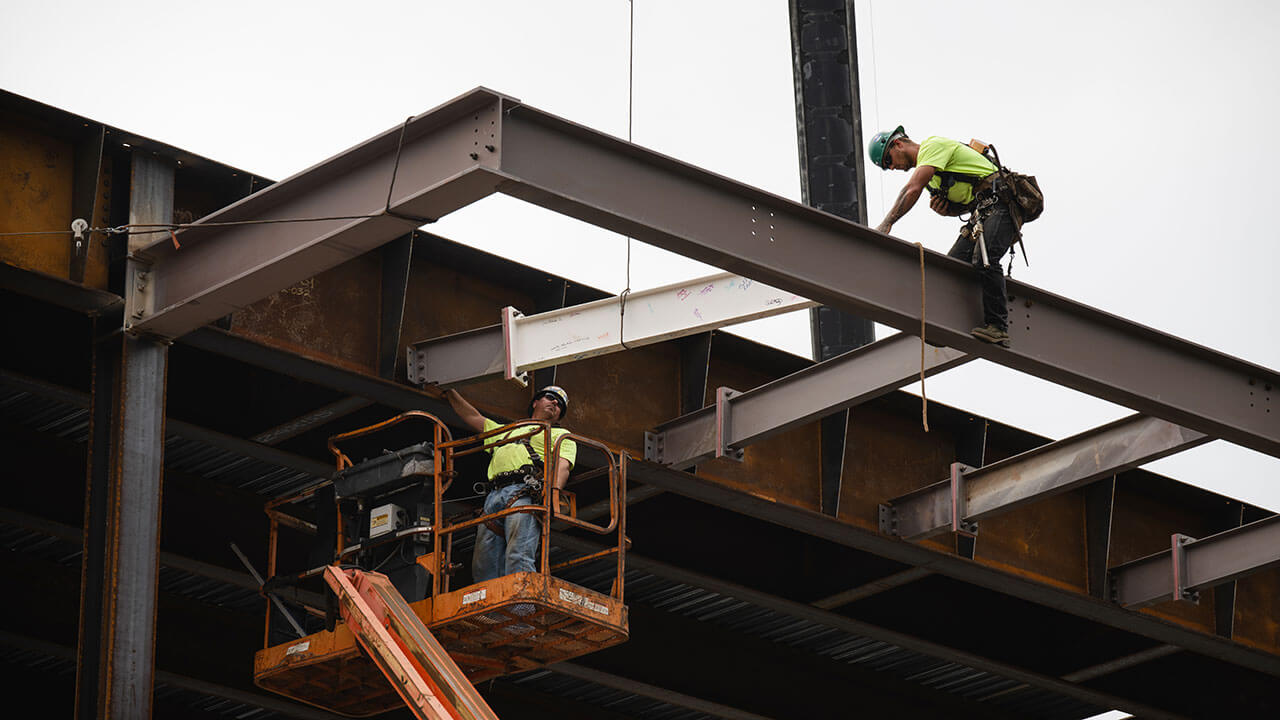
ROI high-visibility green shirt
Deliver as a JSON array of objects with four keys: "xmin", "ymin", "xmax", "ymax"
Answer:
[
  {"xmin": 482, "ymin": 418, "xmax": 576, "ymax": 479},
  {"xmin": 917, "ymin": 136, "xmax": 997, "ymax": 206}
]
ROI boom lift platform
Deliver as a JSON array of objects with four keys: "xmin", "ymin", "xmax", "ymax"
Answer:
[{"xmin": 252, "ymin": 411, "xmax": 630, "ymax": 717}]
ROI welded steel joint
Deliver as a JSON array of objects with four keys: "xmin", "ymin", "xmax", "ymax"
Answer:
[{"xmin": 879, "ymin": 462, "xmax": 979, "ymax": 539}]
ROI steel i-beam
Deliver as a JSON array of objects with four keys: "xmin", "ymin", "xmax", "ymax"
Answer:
[
  {"xmin": 405, "ymin": 271, "xmax": 815, "ymax": 387},
  {"xmin": 78, "ymin": 153, "xmax": 172, "ymax": 720},
  {"xmin": 646, "ymin": 333, "xmax": 969, "ymax": 469},
  {"xmin": 880, "ymin": 414, "xmax": 1210, "ymax": 541},
  {"xmin": 131, "ymin": 88, "xmax": 1280, "ymax": 459},
  {"xmin": 1109, "ymin": 514, "xmax": 1280, "ymax": 608}
]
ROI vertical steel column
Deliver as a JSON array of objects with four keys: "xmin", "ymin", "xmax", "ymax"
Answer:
[
  {"xmin": 75, "ymin": 152, "xmax": 172, "ymax": 719},
  {"xmin": 789, "ymin": 0, "xmax": 875, "ymax": 358},
  {"xmin": 791, "ymin": 0, "xmax": 875, "ymax": 518}
]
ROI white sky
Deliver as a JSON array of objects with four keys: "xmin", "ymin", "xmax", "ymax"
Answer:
[{"xmin": 2, "ymin": 1, "xmax": 1277, "ymax": 514}]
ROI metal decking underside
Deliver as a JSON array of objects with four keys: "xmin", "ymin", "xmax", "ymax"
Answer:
[{"xmin": 1, "ymin": 374, "xmax": 1103, "ymax": 719}]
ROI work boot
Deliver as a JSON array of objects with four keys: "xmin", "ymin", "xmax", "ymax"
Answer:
[{"xmin": 971, "ymin": 324, "xmax": 1010, "ymax": 348}]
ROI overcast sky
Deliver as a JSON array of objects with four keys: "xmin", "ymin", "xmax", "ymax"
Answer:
[{"xmin": 3, "ymin": 1, "xmax": 1277, "ymax": 516}]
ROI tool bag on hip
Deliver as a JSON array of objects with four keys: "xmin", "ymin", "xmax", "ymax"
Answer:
[{"xmin": 975, "ymin": 141, "xmax": 1044, "ymax": 229}]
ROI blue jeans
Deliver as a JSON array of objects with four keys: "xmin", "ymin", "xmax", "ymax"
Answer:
[{"xmin": 472, "ymin": 482, "xmax": 541, "ymax": 583}]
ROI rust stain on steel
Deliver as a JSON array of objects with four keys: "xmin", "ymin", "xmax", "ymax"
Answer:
[
  {"xmin": 0, "ymin": 120, "xmax": 74, "ymax": 277},
  {"xmin": 1110, "ymin": 479, "xmax": 1218, "ymax": 633},
  {"xmin": 82, "ymin": 152, "xmax": 113, "ymax": 290},
  {"xmin": 232, "ymin": 253, "xmax": 380, "ymax": 373},
  {"xmin": 1232, "ymin": 569, "xmax": 1280, "ymax": 652},
  {"xmin": 557, "ymin": 344, "xmax": 680, "ymax": 452},
  {"xmin": 973, "ymin": 492, "xmax": 1088, "ymax": 593},
  {"xmin": 401, "ymin": 260, "xmax": 535, "ymax": 417},
  {"xmin": 840, "ymin": 403, "xmax": 954, "ymax": 531},
  {"xmin": 699, "ymin": 351, "xmax": 820, "ymax": 512}
]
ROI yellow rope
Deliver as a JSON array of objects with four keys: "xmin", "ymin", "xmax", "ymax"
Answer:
[{"xmin": 916, "ymin": 242, "xmax": 929, "ymax": 432}]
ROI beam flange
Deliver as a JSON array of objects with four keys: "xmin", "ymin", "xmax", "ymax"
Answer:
[
  {"xmin": 127, "ymin": 88, "xmax": 514, "ymax": 339},
  {"xmin": 1109, "ymin": 514, "xmax": 1280, "ymax": 608},
  {"xmin": 646, "ymin": 333, "xmax": 969, "ymax": 468},
  {"xmin": 132, "ymin": 88, "xmax": 1280, "ymax": 457},
  {"xmin": 492, "ymin": 104, "xmax": 1280, "ymax": 458},
  {"xmin": 881, "ymin": 414, "xmax": 1210, "ymax": 540},
  {"xmin": 405, "ymin": 271, "xmax": 814, "ymax": 387}
]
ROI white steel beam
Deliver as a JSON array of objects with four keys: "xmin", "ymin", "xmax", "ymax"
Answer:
[{"xmin": 407, "ymin": 272, "xmax": 815, "ymax": 387}]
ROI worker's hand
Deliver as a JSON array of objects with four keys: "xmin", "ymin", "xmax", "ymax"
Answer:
[
  {"xmin": 875, "ymin": 220, "xmax": 893, "ymax": 234},
  {"xmin": 929, "ymin": 195, "xmax": 950, "ymax": 216}
]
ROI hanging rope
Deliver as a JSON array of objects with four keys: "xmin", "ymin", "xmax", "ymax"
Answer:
[
  {"xmin": 618, "ymin": 0, "xmax": 637, "ymax": 350},
  {"xmin": 916, "ymin": 241, "xmax": 929, "ymax": 432}
]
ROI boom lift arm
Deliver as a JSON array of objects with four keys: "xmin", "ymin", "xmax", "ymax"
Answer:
[{"xmin": 324, "ymin": 566, "xmax": 499, "ymax": 720}]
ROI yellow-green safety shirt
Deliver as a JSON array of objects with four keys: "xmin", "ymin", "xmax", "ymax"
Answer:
[
  {"xmin": 482, "ymin": 418, "xmax": 577, "ymax": 479},
  {"xmin": 917, "ymin": 136, "xmax": 998, "ymax": 206}
]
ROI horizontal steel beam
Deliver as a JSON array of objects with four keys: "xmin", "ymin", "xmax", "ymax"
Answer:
[
  {"xmin": 646, "ymin": 333, "xmax": 969, "ymax": 468},
  {"xmin": 128, "ymin": 88, "xmax": 514, "ymax": 338},
  {"xmin": 490, "ymin": 102, "xmax": 1280, "ymax": 459},
  {"xmin": 623, "ymin": 458, "xmax": 1280, "ymax": 678},
  {"xmin": 551, "ymin": 663, "xmax": 776, "ymax": 720},
  {"xmin": 1110, "ymin": 514, "xmax": 1280, "ymax": 608},
  {"xmin": 0, "ymin": 368, "xmax": 332, "ymax": 481},
  {"xmin": 881, "ymin": 414, "xmax": 1210, "ymax": 540},
  {"xmin": 133, "ymin": 88, "xmax": 1280, "ymax": 457},
  {"xmin": 553, "ymin": 535, "xmax": 1182, "ymax": 720},
  {"xmin": 406, "ymin": 271, "xmax": 814, "ymax": 387}
]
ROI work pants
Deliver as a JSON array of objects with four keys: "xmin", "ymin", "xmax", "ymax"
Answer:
[
  {"xmin": 947, "ymin": 203, "xmax": 1016, "ymax": 331},
  {"xmin": 472, "ymin": 482, "xmax": 540, "ymax": 583}
]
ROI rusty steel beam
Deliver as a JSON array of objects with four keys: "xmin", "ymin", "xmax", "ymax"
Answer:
[
  {"xmin": 553, "ymin": 535, "xmax": 1182, "ymax": 720},
  {"xmin": 881, "ymin": 415, "xmax": 1210, "ymax": 541},
  {"xmin": 646, "ymin": 333, "xmax": 968, "ymax": 469},
  {"xmin": 624, "ymin": 458, "xmax": 1280, "ymax": 678},
  {"xmin": 1109, "ymin": 514, "xmax": 1280, "ymax": 608},
  {"xmin": 77, "ymin": 153, "xmax": 173, "ymax": 720}
]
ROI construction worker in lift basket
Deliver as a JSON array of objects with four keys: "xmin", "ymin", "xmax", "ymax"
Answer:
[
  {"xmin": 869, "ymin": 126, "xmax": 1015, "ymax": 348},
  {"xmin": 444, "ymin": 386, "xmax": 576, "ymax": 582}
]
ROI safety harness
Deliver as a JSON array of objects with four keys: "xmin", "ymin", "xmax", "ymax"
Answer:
[
  {"xmin": 932, "ymin": 146, "xmax": 1037, "ymax": 277},
  {"xmin": 476, "ymin": 431, "xmax": 549, "ymax": 537}
]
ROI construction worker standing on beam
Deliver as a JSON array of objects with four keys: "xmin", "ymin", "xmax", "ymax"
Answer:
[{"xmin": 869, "ymin": 127, "xmax": 1016, "ymax": 348}]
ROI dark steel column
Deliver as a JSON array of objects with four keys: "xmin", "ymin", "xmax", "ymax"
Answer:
[
  {"xmin": 75, "ymin": 152, "xmax": 172, "ymax": 719},
  {"xmin": 790, "ymin": 0, "xmax": 874, "ymax": 519}
]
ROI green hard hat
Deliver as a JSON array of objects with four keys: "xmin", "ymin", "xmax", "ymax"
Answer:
[{"xmin": 868, "ymin": 125, "xmax": 906, "ymax": 169}]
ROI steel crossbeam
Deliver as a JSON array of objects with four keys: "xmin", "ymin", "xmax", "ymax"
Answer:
[
  {"xmin": 881, "ymin": 415, "xmax": 1210, "ymax": 541},
  {"xmin": 646, "ymin": 333, "xmax": 969, "ymax": 469},
  {"xmin": 406, "ymin": 271, "xmax": 815, "ymax": 387},
  {"xmin": 131, "ymin": 87, "xmax": 1280, "ymax": 459},
  {"xmin": 1109, "ymin": 514, "xmax": 1280, "ymax": 608}
]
